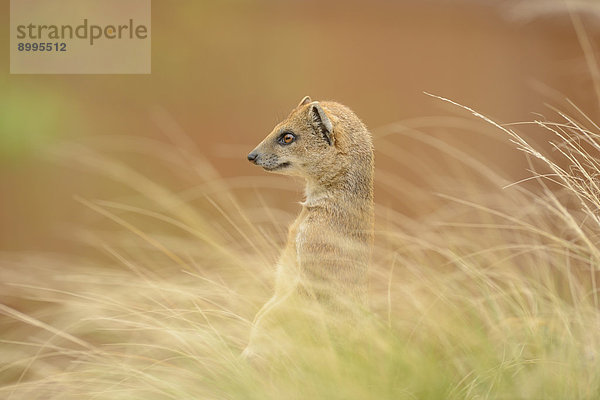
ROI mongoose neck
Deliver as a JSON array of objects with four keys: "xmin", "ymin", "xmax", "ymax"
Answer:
[{"xmin": 303, "ymin": 170, "xmax": 373, "ymax": 209}]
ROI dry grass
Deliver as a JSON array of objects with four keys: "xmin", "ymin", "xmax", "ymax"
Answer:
[{"xmin": 1, "ymin": 96, "xmax": 600, "ymax": 399}]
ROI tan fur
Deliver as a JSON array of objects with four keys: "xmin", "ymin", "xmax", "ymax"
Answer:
[{"xmin": 243, "ymin": 96, "xmax": 374, "ymax": 358}]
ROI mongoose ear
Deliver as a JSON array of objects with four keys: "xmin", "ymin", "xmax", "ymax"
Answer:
[
  {"xmin": 297, "ymin": 95, "xmax": 312, "ymax": 107},
  {"xmin": 309, "ymin": 103, "xmax": 334, "ymax": 146}
]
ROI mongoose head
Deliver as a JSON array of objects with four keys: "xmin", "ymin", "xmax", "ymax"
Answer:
[{"xmin": 247, "ymin": 96, "xmax": 373, "ymax": 189}]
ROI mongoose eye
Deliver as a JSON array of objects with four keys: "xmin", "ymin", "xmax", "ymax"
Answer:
[{"xmin": 279, "ymin": 132, "xmax": 296, "ymax": 145}]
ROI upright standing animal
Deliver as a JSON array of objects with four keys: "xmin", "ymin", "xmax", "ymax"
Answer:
[{"xmin": 244, "ymin": 96, "xmax": 374, "ymax": 358}]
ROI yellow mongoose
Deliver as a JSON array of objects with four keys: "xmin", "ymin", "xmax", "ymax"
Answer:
[{"xmin": 244, "ymin": 96, "xmax": 374, "ymax": 358}]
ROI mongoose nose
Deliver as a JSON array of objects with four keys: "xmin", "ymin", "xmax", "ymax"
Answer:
[{"xmin": 247, "ymin": 152, "xmax": 258, "ymax": 163}]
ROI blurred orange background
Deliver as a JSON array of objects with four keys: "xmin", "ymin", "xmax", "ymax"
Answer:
[{"xmin": 0, "ymin": 0, "xmax": 598, "ymax": 252}]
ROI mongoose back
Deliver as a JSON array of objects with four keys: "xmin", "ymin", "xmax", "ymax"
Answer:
[{"xmin": 244, "ymin": 96, "xmax": 374, "ymax": 357}]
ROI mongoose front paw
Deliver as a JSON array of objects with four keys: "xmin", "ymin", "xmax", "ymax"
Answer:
[
  {"xmin": 240, "ymin": 346, "xmax": 268, "ymax": 369},
  {"xmin": 240, "ymin": 346, "xmax": 255, "ymax": 360}
]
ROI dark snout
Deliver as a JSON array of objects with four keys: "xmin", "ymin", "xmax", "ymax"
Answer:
[{"xmin": 247, "ymin": 151, "xmax": 258, "ymax": 163}]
